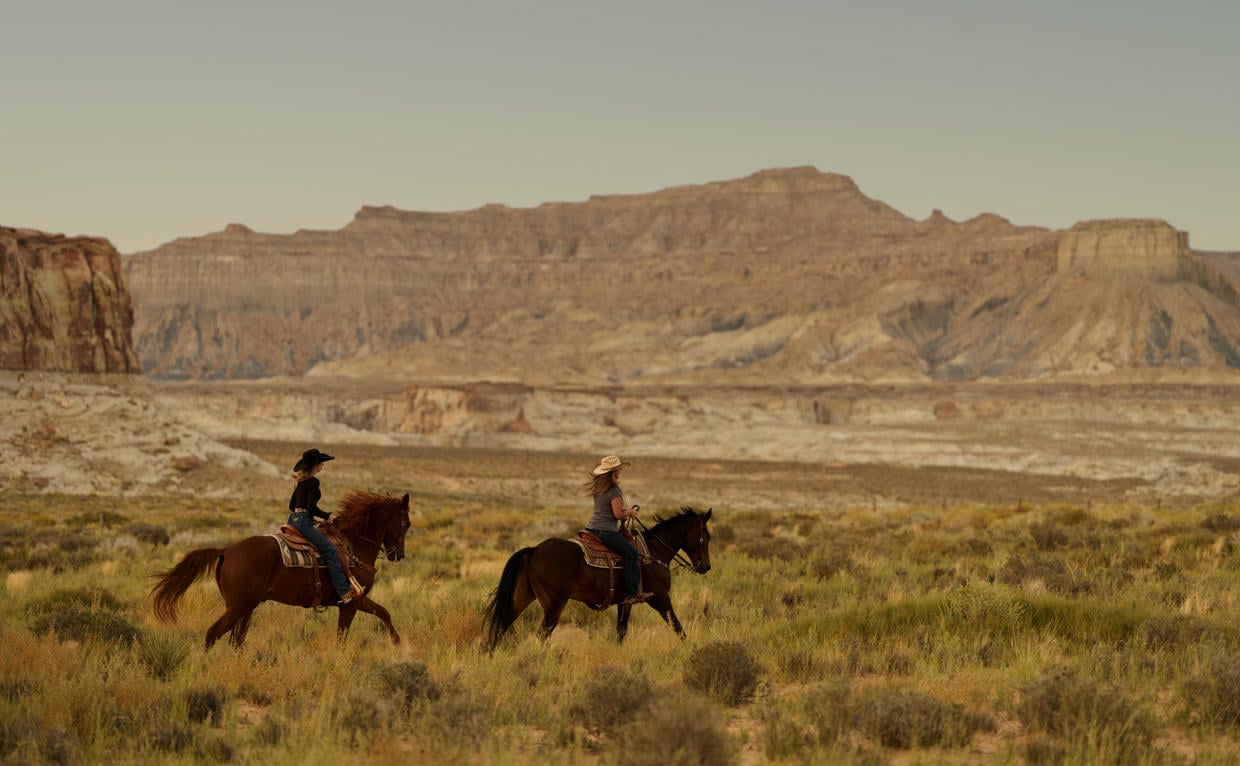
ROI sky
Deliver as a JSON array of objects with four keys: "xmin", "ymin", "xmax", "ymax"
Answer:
[{"xmin": 2, "ymin": 1, "xmax": 1237, "ymax": 254}]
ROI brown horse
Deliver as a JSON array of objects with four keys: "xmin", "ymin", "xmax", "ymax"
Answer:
[
  {"xmin": 151, "ymin": 491, "xmax": 411, "ymax": 650},
  {"xmin": 483, "ymin": 507, "xmax": 713, "ymax": 650}
]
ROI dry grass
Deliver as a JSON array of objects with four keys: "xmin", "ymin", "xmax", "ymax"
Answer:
[{"xmin": 3, "ymin": 444, "xmax": 1240, "ymax": 764}]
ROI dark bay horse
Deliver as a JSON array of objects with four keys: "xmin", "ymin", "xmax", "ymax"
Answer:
[
  {"xmin": 152, "ymin": 491, "xmax": 411, "ymax": 649},
  {"xmin": 483, "ymin": 507, "xmax": 713, "ymax": 650}
]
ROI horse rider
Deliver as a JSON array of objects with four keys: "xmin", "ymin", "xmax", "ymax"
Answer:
[
  {"xmin": 288, "ymin": 448, "xmax": 359, "ymax": 605},
  {"xmin": 583, "ymin": 455, "xmax": 653, "ymax": 606}
]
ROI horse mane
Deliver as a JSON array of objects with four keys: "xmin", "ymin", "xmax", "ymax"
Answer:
[
  {"xmin": 334, "ymin": 491, "xmax": 401, "ymax": 534},
  {"xmin": 650, "ymin": 506, "xmax": 706, "ymax": 533}
]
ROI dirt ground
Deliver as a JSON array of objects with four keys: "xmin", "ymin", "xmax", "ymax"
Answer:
[{"xmin": 229, "ymin": 438, "xmax": 1170, "ymax": 515}]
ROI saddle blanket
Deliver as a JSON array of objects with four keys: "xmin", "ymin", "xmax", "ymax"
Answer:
[{"xmin": 269, "ymin": 534, "xmax": 317, "ymax": 569}]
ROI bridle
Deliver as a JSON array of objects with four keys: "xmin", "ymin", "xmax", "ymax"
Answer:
[
  {"xmin": 351, "ymin": 513, "xmax": 409, "ymax": 561},
  {"xmin": 632, "ymin": 512, "xmax": 704, "ymax": 572}
]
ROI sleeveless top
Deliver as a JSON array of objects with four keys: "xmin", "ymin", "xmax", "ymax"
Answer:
[{"xmin": 586, "ymin": 485, "xmax": 624, "ymax": 532}]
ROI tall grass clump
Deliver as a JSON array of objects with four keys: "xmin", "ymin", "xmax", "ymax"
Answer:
[
  {"xmin": 684, "ymin": 641, "xmax": 763, "ymax": 706},
  {"xmin": 609, "ymin": 690, "xmax": 735, "ymax": 766},
  {"xmin": 568, "ymin": 664, "xmax": 654, "ymax": 736},
  {"xmin": 757, "ymin": 679, "xmax": 851, "ymax": 760},
  {"xmin": 1183, "ymin": 654, "xmax": 1240, "ymax": 727},
  {"xmin": 138, "ymin": 630, "xmax": 191, "ymax": 680},
  {"xmin": 377, "ymin": 660, "xmax": 442, "ymax": 709},
  {"xmin": 0, "ymin": 715, "xmax": 80, "ymax": 766},
  {"xmin": 26, "ymin": 587, "xmax": 140, "ymax": 645},
  {"xmin": 855, "ymin": 686, "xmax": 993, "ymax": 749},
  {"xmin": 1017, "ymin": 667, "xmax": 1158, "ymax": 762}
]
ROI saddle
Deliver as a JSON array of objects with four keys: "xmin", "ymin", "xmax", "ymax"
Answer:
[
  {"xmin": 574, "ymin": 530, "xmax": 652, "ymax": 568},
  {"xmin": 269, "ymin": 525, "xmax": 366, "ymax": 607},
  {"xmin": 573, "ymin": 530, "xmax": 653, "ymax": 611}
]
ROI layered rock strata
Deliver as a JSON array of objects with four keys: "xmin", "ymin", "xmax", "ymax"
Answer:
[
  {"xmin": 123, "ymin": 168, "xmax": 1240, "ymax": 384},
  {"xmin": 1, "ymin": 227, "xmax": 140, "ymax": 373}
]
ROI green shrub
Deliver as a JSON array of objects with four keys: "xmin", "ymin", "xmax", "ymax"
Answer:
[
  {"xmin": 684, "ymin": 642, "xmax": 763, "ymax": 706},
  {"xmin": 139, "ymin": 630, "xmax": 191, "ymax": 680},
  {"xmin": 421, "ymin": 685, "xmax": 494, "ymax": 750},
  {"xmin": 185, "ymin": 687, "xmax": 228, "ymax": 726},
  {"xmin": 1017, "ymin": 668, "xmax": 1157, "ymax": 761},
  {"xmin": 1200, "ymin": 514, "xmax": 1240, "ymax": 532},
  {"xmin": 65, "ymin": 510, "xmax": 129, "ymax": 528},
  {"xmin": 0, "ymin": 678, "xmax": 40, "ymax": 702},
  {"xmin": 193, "ymin": 734, "xmax": 235, "ymax": 763},
  {"xmin": 123, "ymin": 522, "xmax": 171, "ymax": 545},
  {"xmin": 1137, "ymin": 615, "xmax": 1229, "ymax": 652},
  {"xmin": 0, "ymin": 721, "xmax": 80, "ymax": 766},
  {"xmin": 148, "ymin": 723, "xmax": 196, "ymax": 753},
  {"xmin": 250, "ymin": 716, "xmax": 286, "ymax": 747},
  {"xmin": 569, "ymin": 665, "xmax": 653, "ymax": 734},
  {"xmin": 1183, "ymin": 654, "xmax": 1240, "ymax": 727},
  {"xmin": 999, "ymin": 553, "xmax": 1088, "ymax": 595},
  {"xmin": 28, "ymin": 589, "xmax": 141, "ymax": 645},
  {"xmin": 609, "ymin": 691, "xmax": 735, "ymax": 766},
  {"xmin": 1029, "ymin": 520, "xmax": 1070, "ymax": 551},
  {"xmin": 377, "ymin": 661, "xmax": 442, "ymax": 711},
  {"xmin": 1024, "ymin": 736, "xmax": 1067, "ymax": 766},
  {"xmin": 856, "ymin": 687, "xmax": 991, "ymax": 749},
  {"xmin": 758, "ymin": 680, "xmax": 851, "ymax": 759},
  {"xmin": 941, "ymin": 583, "xmax": 1029, "ymax": 638}
]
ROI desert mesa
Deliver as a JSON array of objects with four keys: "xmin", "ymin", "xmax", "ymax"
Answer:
[{"xmin": 4, "ymin": 167, "xmax": 1240, "ymax": 503}]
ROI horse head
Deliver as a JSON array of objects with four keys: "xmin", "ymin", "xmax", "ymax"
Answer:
[
  {"xmin": 378, "ymin": 493, "xmax": 412, "ymax": 562},
  {"xmin": 650, "ymin": 506, "xmax": 713, "ymax": 574},
  {"xmin": 337, "ymin": 491, "xmax": 411, "ymax": 562},
  {"xmin": 683, "ymin": 507, "xmax": 712, "ymax": 574}
]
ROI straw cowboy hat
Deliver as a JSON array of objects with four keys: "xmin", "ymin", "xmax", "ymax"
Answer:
[
  {"xmin": 591, "ymin": 455, "xmax": 631, "ymax": 476},
  {"xmin": 293, "ymin": 448, "xmax": 335, "ymax": 472}
]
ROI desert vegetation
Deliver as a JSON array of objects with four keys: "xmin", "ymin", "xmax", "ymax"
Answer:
[{"xmin": 4, "ymin": 448, "xmax": 1240, "ymax": 764}]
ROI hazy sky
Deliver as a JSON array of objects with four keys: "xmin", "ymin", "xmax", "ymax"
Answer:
[{"xmin": 3, "ymin": 1, "xmax": 1237, "ymax": 254}]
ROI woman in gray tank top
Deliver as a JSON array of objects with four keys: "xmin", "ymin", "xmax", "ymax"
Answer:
[{"xmin": 583, "ymin": 455, "xmax": 653, "ymax": 605}]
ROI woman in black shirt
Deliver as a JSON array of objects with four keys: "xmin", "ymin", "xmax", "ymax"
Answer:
[{"xmin": 288, "ymin": 448, "xmax": 357, "ymax": 604}]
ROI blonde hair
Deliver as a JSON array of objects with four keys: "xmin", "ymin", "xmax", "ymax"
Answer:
[
  {"xmin": 583, "ymin": 471, "xmax": 618, "ymax": 498},
  {"xmin": 290, "ymin": 462, "xmax": 323, "ymax": 483}
]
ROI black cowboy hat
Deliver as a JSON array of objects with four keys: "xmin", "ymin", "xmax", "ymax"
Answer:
[{"xmin": 293, "ymin": 448, "xmax": 335, "ymax": 472}]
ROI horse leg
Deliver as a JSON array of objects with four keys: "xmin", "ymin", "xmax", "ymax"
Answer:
[
  {"xmin": 616, "ymin": 603, "xmax": 633, "ymax": 642},
  {"xmin": 347, "ymin": 597, "xmax": 401, "ymax": 646},
  {"xmin": 230, "ymin": 611, "xmax": 255, "ymax": 648},
  {"xmin": 208, "ymin": 545, "xmax": 270, "ymax": 650},
  {"xmin": 536, "ymin": 595, "xmax": 569, "ymax": 641},
  {"xmin": 647, "ymin": 594, "xmax": 686, "ymax": 639},
  {"xmin": 205, "ymin": 606, "xmax": 252, "ymax": 650}
]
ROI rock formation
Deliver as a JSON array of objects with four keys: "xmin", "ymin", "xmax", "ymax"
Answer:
[
  {"xmin": 0, "ymin": 227, "xmax": 276, "ymax": 494},
  {"xmin": 1055, "ymin": 219, "xmax": 1189, "ymax": 281},
  {"xmin": 122, "ymin": 167, "xmax": 1240, "ymax": 384},
  {"xmin": 1, "ymin": 227, "xmax": 140, "ymax": 373}
]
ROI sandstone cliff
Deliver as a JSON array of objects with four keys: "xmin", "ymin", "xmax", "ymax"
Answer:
[
  {"xmin": 122, "ymin": 168, "xmax": 1240, "ymax": 384},
  {"xmin": 1, "ymin": 227, "xmax": 140, "ymax": 373}
]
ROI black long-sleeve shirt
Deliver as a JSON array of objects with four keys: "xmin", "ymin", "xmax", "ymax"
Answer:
[{"xmin": 289, "ymin": 477, "xmax": 330, "ymax": 520}]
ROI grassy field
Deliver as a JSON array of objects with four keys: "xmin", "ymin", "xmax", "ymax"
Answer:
[{"xmin": 4, "ymin": 443, "xmax": 1240, "ymax": 764}]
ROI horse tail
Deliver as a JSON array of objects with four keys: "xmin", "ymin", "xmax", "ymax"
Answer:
[
  {"xmin": 483, "ymin": 546, "xmax": 535, "ymax": 650},
  {"xmin": 150, "ymin": 548, "xmax": 223, "ymax": 623}
]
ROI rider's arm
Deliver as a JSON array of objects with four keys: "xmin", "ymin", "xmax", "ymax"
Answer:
[
  {"xmin": 306, "ymin": 478, "xmax": 330, "ymax": 520},
  {"xmin": 610, "ymin": 496, "xmax": 636, "ymax": 520}
]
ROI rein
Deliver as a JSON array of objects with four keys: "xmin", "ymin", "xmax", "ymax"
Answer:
[{"xmin": 632, "ymin": 516, "xmax": 695, "ymax": 571}]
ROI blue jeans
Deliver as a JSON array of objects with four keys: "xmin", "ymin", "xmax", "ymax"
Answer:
[
  {"xmin": 591, "ymin": 527, "xmax": 640, "ymax": 599},
  {"xmin": 288, "ymin": 512, "xmax": 351, "ymax": 599}
]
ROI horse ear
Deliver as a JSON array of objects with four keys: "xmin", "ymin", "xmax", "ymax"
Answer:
[
  {"xmin": 704, "ymin": 508, "xmax": 712, "ymax": 521},
  {"xmin": 402, "ymin": 493, "xmax": 410, "ymax": 508}
]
